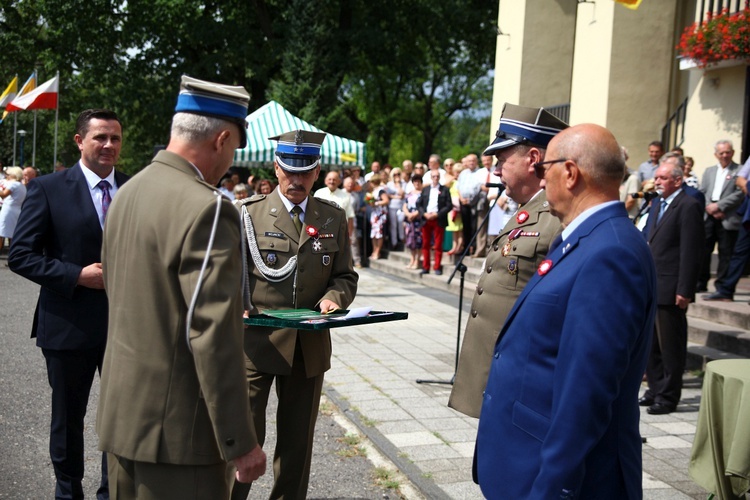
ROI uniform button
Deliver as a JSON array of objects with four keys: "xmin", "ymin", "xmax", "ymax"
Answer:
[
  {"xmin": 494, "ymin": 352, "xmax": 499, "ymax": 359},
  {"xmin": 270, "ymin": 243, "xmax": 275, "ymax": 248},
  {"xmin": 477, "ymin": 287, "xmax": 483, "ymax": 295},
  {"xmin": 225, "ymin": 438, "xmax": 235, "ymax": 446},
  {"xmin": 299, "ymin": 248, "xmax": 304, "ymax": 254},
  {"xmin": 486, "ymin": 266, "xmax": 492, "ymax": 273},
  {"xmin": 512, "ymin": 245, "xmax": 517, "ymax": 250},
  {"xmin": 493, "ymin": 244, "xmax": 499, "ymax": 251},
  {"xmin": 471, "ymin": 310, "xmax": 478, "ymax": 318},
  {"xmin": 299, "ymin": 268, "xmax": 304, "ymax": 273}
]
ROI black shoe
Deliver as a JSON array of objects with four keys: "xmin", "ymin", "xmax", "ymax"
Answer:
[
  {"xmin": 434, "ymin": 269, "xmax": 443, "ymax": 276},
  {"xmin": 641, "ymin": 436, "xmax": 647, "ymax": 443},
  {"xmin": 702, "ymin": 292, "xmax": 733, "ymax": 301},
  {"xmin": 647, "ymin": 403, "xmax": 675, "ymax": 415},
  {"xmin": 420, "ymin": 269, "xmax": 429, "ymax": 275},
  {"xmin": 638, "ymin": 396, "xmax": 654, "ymax": 407}
]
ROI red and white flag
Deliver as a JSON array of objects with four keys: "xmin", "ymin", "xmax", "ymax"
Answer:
[{"xmin": 6, "ymin": 75, "xmax": 58, "ymax": 111}]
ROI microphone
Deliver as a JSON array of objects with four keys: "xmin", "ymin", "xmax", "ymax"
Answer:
[
  {"xmin": 485, "ymin": 183, "xmax": 505, "ymax": 188},
  {"xmin": 630, "ymin": 191, "xmax": 659, "ymax": 201}
]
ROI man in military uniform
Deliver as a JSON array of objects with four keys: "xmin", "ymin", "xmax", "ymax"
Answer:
[
  {"xmin": 448, "ymin": 104, "xmax": 568, "ymax": 418},
  {"xmin": 232, "ymin": 130, "xmax": 358, "ymax": 500}
]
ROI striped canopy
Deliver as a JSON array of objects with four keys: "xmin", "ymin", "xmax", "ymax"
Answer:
[{"xmin": 233, "ymin": 100, "xmax": 366, "ymax": 168}]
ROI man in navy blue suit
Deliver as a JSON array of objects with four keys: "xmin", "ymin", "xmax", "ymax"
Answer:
[
  {"xmin": 9, "ymin": 109, "xmax": 129, "ymax": 500},
  {"xmin": 475, "ymin": 124, "xmax": 656, "ymax": 499}
]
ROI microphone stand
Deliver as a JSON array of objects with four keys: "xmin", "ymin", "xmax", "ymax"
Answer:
[{"xmin": 417, "ymin": 186, "xmax": 504, "ymax": 386}]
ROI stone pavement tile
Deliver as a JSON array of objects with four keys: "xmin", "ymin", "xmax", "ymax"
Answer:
[
  {"xmin": 384, "ymin": 387, "xmax": 434, "ymax": 400},
  {"xmin": 420, "ymin": 417, "xmax": 475, "ymax": 432},
  {"xmin": 449, "ymin": 441, "xmax": 475, "ymax": 458},
  {"xmin": 352, "ymin": 397, "xmax": 400, "ymax": 412},
  {"xmin": 650, "ymin": 467, "xmax": 693, "ymax": 484},
  {"xmin": 651, "ymin": 421, "xmax": 697, "ymax": 435},
  {"xmin": 439, "ymin": 481, "xmax": 483, "ymax": 500},
  {"xmin": 400, "ymin": 443, "xmax": 463, "ymax": 461},
  {"xmin": 402, "ymin": 401, "xmax": 461, "ymax": 420},
  {"xmin": 419, "ymin": 457, "xmax": 473, "ymax": 473},
  {"xmin": 429, "ymin": 467, "xmax": 473, "ymax": 485},
  {"xmin": 646, "ymin": 435, "xmax": 693, "ymax": 449},
  {"xmin": 336, "ymin": 389, "xmax": 384, "ymax": 403},
  {"xmin": 643, "ymin": 472, "xmax": 671, "ymax": 489},
  {"xmin": 671, "ymin": 480, "xmax": 708, "ymax": 496},
  {"xmin": 641, "ymin": 422, "xmax": 669, "ymax": 437},
  {"xmin": 375, "ymin": 419, "xmax": 429, "ymax": 435},
  {"xmin": 443, "ymin": 429, "xmax": 478, "ymax": 443},
  {"xmin": 646, "ymin": 448, "xmax": 691, "ymax": 461},
  {"xmin": 643, "ymin": 456, "xmax": 677, "ymax": 471},
  {"xmin": 386, "ymin": 431, "xmax": 443, "ymax": 447},
  {"xmin": 361, "ymin": 407, "xmax": 413, "ymax": 422},
  {"xmin": 643, "ymin": 489, "xmax": 695, "ymax": 499}
]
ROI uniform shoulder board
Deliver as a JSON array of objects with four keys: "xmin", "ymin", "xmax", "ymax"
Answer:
[
  {"xmin": 316, "ymin": 197, "xmax": 343, "ymax": 210},
  {"xmin": 234, "ymin": 194, "xmax": 266, "ymax": 208}
]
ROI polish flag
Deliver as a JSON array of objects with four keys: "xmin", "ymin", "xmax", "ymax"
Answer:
[{"xmin": 6, "ymin": 75, "xmax": 58, "ymax": 111}]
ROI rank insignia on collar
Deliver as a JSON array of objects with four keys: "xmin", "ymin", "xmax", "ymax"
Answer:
[
  {"xmin": 516, "ymin": 211, "xmax": 529, "ymax": 224},
  {"xmin": 322, "ymin": 254, "xmax": 331, "ymax": 266},
  {"xmin": 312, "ymin": 240, "xmax": 322, "ymax": 252},
  {"xmin": 266, "ymin": 253, "xmax": 278, "ymax": 266}
]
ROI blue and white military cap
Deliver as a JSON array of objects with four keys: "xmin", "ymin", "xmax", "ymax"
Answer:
[
  {"xmin": 174, "ymin": 75, "xmax": 250, "ymax": 148},
  {"xmin": 483, "ymin": 103, "xmax": 569, "ymax": 156},
  {"xmin": 270, "ymin": 129, "xmax": 327, "ymax": 173}
]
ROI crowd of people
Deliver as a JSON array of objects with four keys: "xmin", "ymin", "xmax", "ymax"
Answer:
[{"xmin": 1, "ymin": 71, "xmax": 747, "ymax": 498}]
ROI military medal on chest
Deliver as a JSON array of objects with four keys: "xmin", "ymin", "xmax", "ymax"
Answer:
[{"xmin": 516, "ymin": 210, "xmax": 529, "ymax": 224}]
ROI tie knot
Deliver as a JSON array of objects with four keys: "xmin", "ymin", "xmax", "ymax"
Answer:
[
  {"xmin": 291, "ymin": 205, "xmax": 302, "ymax": 215},
  {"xmin": 98, "ymin": 180, "xmax": 111, "ymax": 191}
]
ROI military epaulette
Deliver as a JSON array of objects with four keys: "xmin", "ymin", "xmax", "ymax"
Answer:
[
  {"xmin": 315, "ymin": 197, "xmax": 344, "ymax": 211},
  {"xmin": 235, "ymin": 194, "xmax": 266, "ymax": 208}
]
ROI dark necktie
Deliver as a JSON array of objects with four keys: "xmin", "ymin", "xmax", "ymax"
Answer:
[
  {"xmin": 291, "ymin": 205, "xmax": 303, "ymax": 234},
  {"xmin": 98, "ymin": 180, "xmax": 112, "ymax": 219}
]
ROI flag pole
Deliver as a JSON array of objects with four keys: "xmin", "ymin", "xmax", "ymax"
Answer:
[
  {"xmin": 12, "ymin": 109, "xmax": 17, "ymax": 166},
  {"xmin": 32, "ymin": 70, "xmax": 38, "ymax": 167},
  {"xmin": 53, "ymin": 71, "xmax": 59, "ymax": 169}
]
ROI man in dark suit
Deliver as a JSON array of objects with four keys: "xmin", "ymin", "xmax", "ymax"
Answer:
[
  {"xmin": 475, "ymin": 124, "xmax": 656, "ymax": 498},
  {"xmin": 640, "ymin": 153, "xmax": 704, "ymax": 415},
  {"xmin": 9, "ymin": 109, "xmax": 129, "ymax": 500},
  {"xmin": 417, "ymin": 169, "xmax": 451, "ymax": 275},
  {"xmin": 697, "ymin": 140, "xmax": 742, "ymax": 291}
]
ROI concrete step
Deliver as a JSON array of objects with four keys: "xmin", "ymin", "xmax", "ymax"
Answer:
[
  {"xmin": 686, "ymin": 342, "xmax": 747, "ymax": 371},
  {"xmin": 367, "ymin": 250, "xmax": 481, "ymax": 297},
  {"xmin": 687, "ymin": 316, "xmax": 750, "ymax": 358},
  {"xmin": 689, "ymin": 295, "xmax": 750, "ymax": 331}
]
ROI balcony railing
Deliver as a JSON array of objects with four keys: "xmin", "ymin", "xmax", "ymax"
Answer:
[
  {"xmin": 697, "ymin": 0, "xmax": 749, "ymax": 21},
  {"xmin": 661, "ymin": 97, "xmax": 688, "ymax": 152}
]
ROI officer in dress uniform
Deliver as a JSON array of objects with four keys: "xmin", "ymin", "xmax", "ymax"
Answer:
[
  {"xmin": 231, "ymin": 130, "xmax": 358, "ymax": 500},
  {"xmin": 448, "ymin": 104, "xmax": 568, "ymax": 418}
]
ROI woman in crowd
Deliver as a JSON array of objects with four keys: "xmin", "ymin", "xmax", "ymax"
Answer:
[
  {"xmin": 446, "ymin": 162, "xmax": 464, "ymax": 255},
  {"xmin": 386, "ymin": 167, "xmax": 406, "ymax": 250},
  {"xmin": 368, "ymin": 174, "xmax": 390, "ymax": 260},
  {"xmin": 0, "ymin": 167, "xmax": 27, "ymax": 253},
  {"xmin": 402, "ymin": 175, "xmax": 424, "ymax": 269},
  {"xmin": 258, "ymin": 179, "xmax": 274, "ymax": 195},
  {"xmin": 683, "ymin": 156, "xmax": 699, "ymax": 189}
]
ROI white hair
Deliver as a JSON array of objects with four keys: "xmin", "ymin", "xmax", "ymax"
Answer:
[{"xmin": 171, "ymin": 112, "xmax": 227, "ymax": 143}]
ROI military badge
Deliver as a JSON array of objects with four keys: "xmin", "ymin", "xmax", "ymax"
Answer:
[
  {"xmin": 306, "ymin": 226, "xmax": 319, "ymax": 238},
  {"xmin": 322, "ymin": 254, "xmax": 331, "ymax": 266},
  {"xmin": 508, "ymin": 228, "xmax": 522, "ymax": 241},
  {"xmin": 266, "ymin": 252, "xmax": 278, "ymax": 266},
  {"xmin": 516, "ymin": 211, "xmax": 529, "ymax": 224},
  {"xmin": 312, "ymin": 240, "xmax": 322, "ymax": 252},
  {"xmin": 321, "ymin": 217, "xmax": 335, "ymax": 230},
  {"xmin": 501, "ymin": 241, "xmax": 512, "ymax": 257},
  {"xmin": 507, "ymin": 259, "xmax": 518, "ymax": 275},
  {"xmin": 295, "ymin": 129, "xmax": 305, "ymax": 145},
  {"xmin": 538, "ymin": 259, "xmax": 553, "ymax": 276}
]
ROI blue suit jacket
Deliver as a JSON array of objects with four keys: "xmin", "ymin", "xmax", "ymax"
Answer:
[
  {"xmin": 476, "ymin": 203, "xmax": 656, "ymax": 499},
  {"xmin": 8, "ymin": 163, "xmax": 130, "ymax": 350}
]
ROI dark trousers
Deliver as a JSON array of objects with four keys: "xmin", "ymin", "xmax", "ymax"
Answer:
[
  {"xmin": 699, "ymin": 215, "xmax": 738, "ymax": 289},
  {"xmin": 42, "ymin": 347, "xmax": 108, "ymax": 500},
  {"xmin": 231, "ymin": 340, "xmax": 324, "ymax": 500},
  {"xmin": 460, "ymin": 203, "xmax": 475, "ymax": 252},
  {"xmin": 714, "ymin": 223, "xmax": 750, "ymax": 297},
  {"xmin": 473, "ymin": 207, "xmax": 489, "ymax": 257},
  {"xmin": 644, "ymin": 305, "xmax": 688, "ymax": 408},
  {"xmin": 421, "ymin": 218, "xmax": 444, "ymax": 271}
]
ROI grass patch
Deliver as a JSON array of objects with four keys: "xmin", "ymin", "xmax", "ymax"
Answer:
[
  {"xmin": 336, "ymin": 433, "xmax": 367, "ymax": 458},
  {"xmin": 319, "ymin": 401, "xmax": 335, "ymax": 416},
  {"xmin": 373, "ymin": 467, "xmax": 400, "ymax": 490}
]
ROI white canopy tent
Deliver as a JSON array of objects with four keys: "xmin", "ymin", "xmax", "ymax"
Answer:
[{"xmin": 233, "ymin": 100, "xmax": 366, "ymax": 168}]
